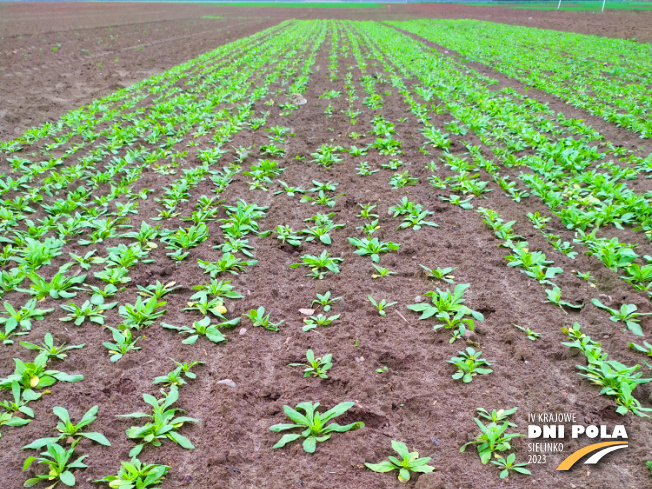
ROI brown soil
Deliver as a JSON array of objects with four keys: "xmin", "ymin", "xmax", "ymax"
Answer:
[{"xmin": 1, "ymin": 5, "xmax": 652, "ymax": 489}]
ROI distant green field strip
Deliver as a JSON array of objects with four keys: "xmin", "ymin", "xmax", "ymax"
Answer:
[
  {"xmin": 201, "ymin": 2, "xmax": 382, "ymax": 7},
  {"xmin": 388, "ymin": 19, "xmax": 652, "ymax": 138},
  {"xmin": 465, "ymin": 1, "xmax": 652, "ymax": 10}
]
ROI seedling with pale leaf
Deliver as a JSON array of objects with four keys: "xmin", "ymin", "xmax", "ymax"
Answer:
[
  {"xmin": 23, "ymin": 440, "xmax": 87, "ymax": 487},
  {"xmin": 103, "ymin": 327, "xmax": 142, "ymax": 362},
  {"xmin": 23, "ymin": 405, "xmax": 111, "ymax": 450},
  {"xmin": 420, "ymin": 265, "xmax": 456, "ymax": 283},
  {"xmin": 162, "ymin": 316, "xmax": 240, "ymax": 344},
  {"xmin": 290, "ymin": 251, "xmax": 343, "ymax": 279},
  {"xmin": 372, "ymin": 264, "xmax": 397, "ymax": 278},
  {"xmin": 460, "ymin": 418, "xmax": 524, "ymax": 464}
]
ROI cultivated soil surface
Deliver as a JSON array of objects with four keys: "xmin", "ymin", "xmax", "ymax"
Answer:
[{"xmin": 1, "ymin": 6, "xmax": 651, "ymax": 489}]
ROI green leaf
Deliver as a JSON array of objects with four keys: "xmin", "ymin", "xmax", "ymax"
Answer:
[
  {"xmin": 167, "ymin": 431, "xmax": 194, "ymax": 449},
  {"xmin": 59, "ymin": 470, "xmax": 76, "ymax": 486},
  {"xmin": 82, "ymin": 432, "xmax": 111, "ymax": 446},
  {"xmin": 272, "ymin": 433, "xmax": 301, "ymax": 449},
  {"xmin": 365, "ymin": 461, "xmax": 397, "ymax": 473},
  {"xmin": 303, "ymin": 436, "xmax": 317, "ymax": 453}
]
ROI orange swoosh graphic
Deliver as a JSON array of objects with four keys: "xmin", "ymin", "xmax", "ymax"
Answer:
[{"xmin": 556, "ymin": 441, "xmax": 628, "ymax": 470}]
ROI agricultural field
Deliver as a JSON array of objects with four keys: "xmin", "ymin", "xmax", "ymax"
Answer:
[{"xmin": 1, "ymin": 8, "xmax": 652, "ymax": 489}]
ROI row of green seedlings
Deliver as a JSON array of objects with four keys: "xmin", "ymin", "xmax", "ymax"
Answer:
[
  {"xmin": 19, "ymin": 357, "xmax": 206, "ymax": 487},
  {"xmin": 0, "ymin": 20, "xmax": 323, "ymax": 253},
  {"xmin": 0, "ymin": 22, "xmax": 299, "ymax": 202},
  {"xmin": 392, "ymin": 20, "xmax": 652, "ymax": 138},
  {"xmin": 0, "ymin": 22, "xmax": 290, "ymax": 151},
  {"xmin": 479, "ymin": 206, "xmax": 652, "ymax": 417},
  {"xmin": 351, "ymin": 21, "xmax": 652, "ymax": 287}
]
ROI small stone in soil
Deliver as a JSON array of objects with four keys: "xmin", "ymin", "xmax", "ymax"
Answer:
[
  {"xmin": 239, "ymin": 328, "xmax": 247, "ymax": 335},
  {"xmin": 217, "ymin": 379, "xmax": 237, "ymax": 389}
]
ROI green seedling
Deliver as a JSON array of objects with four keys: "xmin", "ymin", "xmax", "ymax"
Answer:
[
  {"xmin": 118, "ymin": 385, "xmax": 197, "ymax": 457},
  {"xmin": 23, "ymin": 440, "xmax": 88, "ymax": 487},
  {"xmin": 20, "ymin": 333, "xmax": 84, "ymax": 361},
  {"xmin": 460, "ymin": 418, "xmax": 524, "ymax": 464},
  {"xmin": 162, "ymin": 316, "xmax": 240, "ymax": 344},
  {"xmin": 448, "ymin": 347, "xmax": 493, "ymax": 383},
  {"xmin": 69, "ymin": 250, "xmax": 99, "ymax": 271},
  {"xmin": 408, "ymin": 284, "xmax": 484, "ymax": 320},
  {"xmin": 628, "ymin": 340, "xmax": 652, "ymax": 357},
  {"xmin": 262, "ymin": 225, "xmax": 303, "ymax": 247},
  {"xmin": 270, "ymin": 401, "xmax": 364, "ymax": 453},
  {"xmin": 420, "ymin": 265, "xmax": 456, "ymax": 283},
  {"xmin": 290, "ymin": 251, "xmax": 343, "ymax": 279},
  {"xmin": 592, "ymin": 298, "xmax": 651, "ymax": 337},
  {"xmin": 439, "ymin": 194, "xmax": 473, "ymax": 210},
  {"xmin": 94, "ymin": 266, "xmax": 131, "ymax": 286},
  {"xmin": 103, "ymin": 327, "xmax": 142, "ymax": 362},
  {"xmin": 358, "ymin": 219, "xmax": 380, "ymax": 235},
  {"xmin": 274, "ymin": 180, "xmax": 305, "ymax": 197},
  {"xmin": 312, "ymin": 291, "xmax": 341, "ymax": 312},
  {"xmin": 119, "ymin": 297, "xmax": 167, "ymax": 329},
  {"xmin": 153, "ymin": 360, "xmax": 204, "ymax": 386},
  {"xmin": 197, "ymin": 254, "xmax": 257, "ymax": 277},
  {"xmin": 433, "ymin": 310, "xmax": 476, "ymax": 343},
  {"xmin": 356, "ymin": 204, "xmax": 378, "ymax": 219},
  {"xmin": 545, "ymin": 287, "xmax": 584, "ymax": 311},
  {"xmin": 182, "ymin": 294, "xmax": 228, "ymax": 318},
  {"xmin": 94, "ymin": 457, "xmax": 169, "ymax": 488},
  {"xmin": 371, "ymin": 264, "xmax": 397, "ymax": 278},
  {"xmin": 514, "ymin": 325, "xmax": 540, "ymax": 341},
  {"xmin": 59, "ymin": 298, "xmax": 116, "ymax": 326},
  {"xmin": 348, "ymin": 237, "xmax": 400, "ymax": 263},
  {"xmin": 0, "ymin": 380, "xmax": 40, "ymax": 426},
  {"xmin": 477, "ymin": 407, "xmax": 518, "ymax": 427},
  {"xmin": 492, "ymin": 454, "xmax": 531, "ymax": 479},
  {"xmin": 368, "ymin": 295, "xmax": 397, "ymax": 317},
  {"xmin": 356, "ymin": 162, "xmax": 378, "ymax": 176},
  {"xmin": 0, "ymin": 299, "xmax": 54, "ymax": 331},
  {"xmin": 214, "ymin": 237, "xmax": 255, "ymax": 258},
  {"xmin": 0, "ymin": 355, "xmax": 83, "ymax": 391},
  {"xmin": 244, "ymin": 307, "xmax": 283, "ymax": 332},
  {"xmin": 303, "ymin": 314, "xmax": 340, "ymax": 332},
  {"xmin": 289, "ymin": 350, "xmax": 332, "ymax": 379},
  {"xmin": 24, "ymin": 405, "xmax": 111, "ymax": 450},
  {"xmin": 0, "ymin": 321, "xmax": 28, "ymax": 345},
  {"xmin": 190, "ymin": 279, "xmax": 244, "ymax": 301},
  {"xmin": 389, "ymin": 171, "xmax": 418, "ymax": 189},
  {"xmin": 137, "ymin": 281, "xmax": 180, "ymax": 299},
  {"xmin": 365, "ymin": 440, "xmax": 434, "ymax": 482}
]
